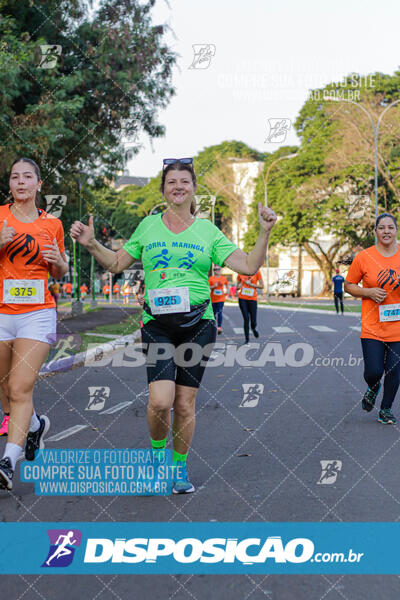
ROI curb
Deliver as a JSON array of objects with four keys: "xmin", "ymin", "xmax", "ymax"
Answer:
[
  {"xmin": 38, "ymin": 329, "xmax": 142, "ymax": 380},
  {"xmin": 257, "ymin": 304, "xmax": 361, "ymax": 317}
]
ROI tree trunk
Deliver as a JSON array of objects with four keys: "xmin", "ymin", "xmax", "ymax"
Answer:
[{"xmin": 303, "ymin": 241, "xmax": 338, "ymax": 296}]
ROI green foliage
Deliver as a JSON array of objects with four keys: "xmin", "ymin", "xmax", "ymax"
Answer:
[
  {"xmin": 0, "ymin": 0, "xmax": 176, "ymax": 194},
  {"xmin": 244, "ymin": 72, "xmax": 400, "ymax": 290}
]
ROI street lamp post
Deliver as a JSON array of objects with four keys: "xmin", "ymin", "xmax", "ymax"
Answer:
[
  {"xmin": 213, "ymin": 182, "xmax": 243, "ymax": 241},
  {"xmin": 72, "ymin": 174, "xmax": 85, "ymax": 315},
  {"xmin": 90, "ymin": 254, "xmax": 97, "ymax": 308},
  {"xmin": 325, "ymin": 97, "xmax": 400, "ymax": 222},
  {"xmin": 261, "ymin": 153, "xmax": 298, "ymax": 301}
]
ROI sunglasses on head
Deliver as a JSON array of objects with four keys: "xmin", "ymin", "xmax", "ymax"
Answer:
[{"xmin": 163, "ymin": 157, "xmax": 193, "ymax": 169}]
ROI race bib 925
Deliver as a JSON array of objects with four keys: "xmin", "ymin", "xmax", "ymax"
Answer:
[{"xmin": 148, "ymin": 286, "xmax": 190, "ymax": 315}]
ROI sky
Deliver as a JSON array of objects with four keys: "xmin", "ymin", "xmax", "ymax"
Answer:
[{"xmin": 125, "ymin": 0, "xmax": 400, "ymax": 177}]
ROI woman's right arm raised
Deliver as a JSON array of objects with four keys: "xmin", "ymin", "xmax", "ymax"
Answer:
[{"xmin": 70, "ymin": 216, "xmax": 135, "ymax": 273}]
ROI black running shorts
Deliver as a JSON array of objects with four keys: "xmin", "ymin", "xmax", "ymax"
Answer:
[{"xmin": 141, "ymin": 318, "xmax": 217, "ymax": 388}]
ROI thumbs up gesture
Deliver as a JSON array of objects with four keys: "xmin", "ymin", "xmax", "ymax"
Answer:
[
  {"xmin": 70, "ymin": 215, "xmax": 95, "ymax": 248},
  {"xmin": 0, "ymin": 219, "xmax": 15, "ymax": 249}
]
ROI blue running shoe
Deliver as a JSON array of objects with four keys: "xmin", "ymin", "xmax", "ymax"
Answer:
[
  {"xmin": 362, "ymin": 384, "xmax": 381, "ymax": 412},
  {"xmin": 378, "ymin": 409, "xmax": 397, "ymax": 424},
  {"xmin": 172, "ymin": 461, "xmax": 195, "ymax": 494}
]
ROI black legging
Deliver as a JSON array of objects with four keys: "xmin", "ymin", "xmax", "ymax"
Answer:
[
  {"xmin": 361, "ymin": 338, "xmax": 400, "ymax": 410},
  {"xmin": 238, "ymin": 298, "xmax": 257, "ymax": 342},
  {"xmin": 334, "ymin": 292, "xmax": 344, "ymax": 314}
]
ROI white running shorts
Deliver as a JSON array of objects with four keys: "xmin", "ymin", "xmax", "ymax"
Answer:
[{"xmin": 0, "ymin": 309, "xmax": 57, "ymax": 344}]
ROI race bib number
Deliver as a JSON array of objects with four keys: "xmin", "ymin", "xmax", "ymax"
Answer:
[
  {"xmin": 3, "ymin": 279, "xmax": 45, "ymax": 304},
  {"xmin": 148, "ymin": 286, "xmax": 190, "ymax": 315},
  {"xmin": 213, "ymin": 289, "xmax": 223, "ymax": 296},
  {"xmin": 241, "ymin": 287, "xmax": 254, "ymax": 297},
  {"xmin": 379, "ymin": 303, "xmax": 400, "ymax": 322}
]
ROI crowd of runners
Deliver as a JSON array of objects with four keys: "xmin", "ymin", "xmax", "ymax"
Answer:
[{"xmin": 0, "ymin": 156, "xmax": 399, "ymax": 493}]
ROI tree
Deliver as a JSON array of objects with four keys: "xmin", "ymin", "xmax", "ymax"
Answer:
[
  {"xmin": 244, "ymin": 72, "xmax": 400, "ymax": 293},
  {"xmin": 0, "ymin": 0, "xmax": 176, "ymax": 194},
  {"xmin": 196, "ymin": 140, "xmax": 263, "ymax": 237}
]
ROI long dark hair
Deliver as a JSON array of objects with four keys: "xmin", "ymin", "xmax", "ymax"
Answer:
[
  {"xmin": 160, "ymin": 162, "xmax": 197, "ymax": 215},
  {"xmin": 10, "ymin": 157, "xmax": 42, "ymax": 208}
]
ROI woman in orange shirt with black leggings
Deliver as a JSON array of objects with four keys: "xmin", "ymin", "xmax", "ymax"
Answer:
[
  {"xmin": 345, "ymin": 213, "xmax": 400, "ymax": 425},
  {"xmin": 237, "ymin": 270, "xmax": 264, "ymax": 344}
]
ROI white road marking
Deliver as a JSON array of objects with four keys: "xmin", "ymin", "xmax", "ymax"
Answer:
[
  {"xmin": 309, "ymin": 325, "xmax": 337, "ymax": 332},
  {"xmin": 233, "ymin": 327, "xmax": 243, "ymax": 334},
  {"xmin": 46, "ymin": 424, "xmax": 88, "ymax": 442},
  {"xmin": 350, "ymin": 325, "xmax": 361, "ymax": 332},
  {"xmin": 100, "ymin": 401, "xmax": 133, "ymax": 415},
  {"xmin": 272, "ymin": 326, "xmax": 295, "ymax": 333},
  {"xmin": 85, "ymin": 333, "xmax": 120, "ymax": 339}
]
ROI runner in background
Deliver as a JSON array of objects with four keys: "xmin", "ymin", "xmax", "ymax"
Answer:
[
  {"xmin": 136, "ymin": 279, "xmax": 145, "ymax": 326},
  {"xmin": 65, "ymin": 281, "xmax": 72, "ymax": 298},
  {"xmin": 102, "ymin": 282, "xmax": 110, "ymax": 301},
  {"xmin": 229, "ymin": 283, "xmax": 237, "ymax": 300},
  {"xmin": 345, "ymin": 213, "xmax": 400, "ymax": 425},
  {"xmin": 70, "ymin": 158, "xmax": 277, "ymax": 494},
  {"xmin": 208, "ymin": 265, "xmax": 228, "ymax": 334},
  {"xmin": 49, "ymin": 280, "xmax": 60, "ymax": 309},
  {"xmin": 121, "ymin": 281, "xmax": 130, "ymax": 304},
  {"xmin": 0, "ymin": 390, "xmax": 9, "ymax": 436},
  {"xmin": 62, "ymin": 282, "xmax": 68, "ymax": 299},
  {"xmin": 237, "ymin": 270, "xmax": 264, "ymax": 344},
  {"xmin": 113, "ymin": 281, "xmax": 120, "ymax": 300},
  {"xmin": 0, "ymin": 157, "xmax": 68, "ymax": 489},
  {"xmin": 80, "ymin": 282, "xmax": 88, "ymax": 299},
  {"xmin": 332, "ymin": 268, "xmax": 345, "ymax": 314}
]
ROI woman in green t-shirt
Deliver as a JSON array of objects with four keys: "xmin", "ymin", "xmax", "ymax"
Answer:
[{"xmin": 70, "ymin": 158, "xmax": 277, "ymax": 494}]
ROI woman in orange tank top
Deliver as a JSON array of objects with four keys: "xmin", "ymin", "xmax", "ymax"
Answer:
[{"xmin": 0, "ymin": 158, "xmax": 68, "ymax": 489}]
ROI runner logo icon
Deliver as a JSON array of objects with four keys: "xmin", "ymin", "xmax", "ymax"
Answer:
[
  {"xmin": 188, "ymin": 44, "xmax": 216, "ymax": 70},
  {"xmin": 86, "ymin": 386, "xmax": 110, "ymax": 411},
  {"xmin": 317, "ymin": 460, "xmax": 342, "ymax": 485},
  {"xmin": 42, "ymin": 529, "xmax": 82, "ymax": 567},
  {"xmin": 265, "ymin": 118, "xmax": 291, "ymax": 144},
  {"xmin": 240, "ymin": 383, "xmax": 264, "ymax": 408}
]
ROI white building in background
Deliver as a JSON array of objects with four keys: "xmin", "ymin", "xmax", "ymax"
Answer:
[{"xmin": 229, "ymin": 159, "xmax": 264, "ymax": 245}]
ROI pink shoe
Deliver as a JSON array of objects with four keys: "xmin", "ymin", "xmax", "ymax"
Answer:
[{"xmin": 0, "ymin": 415, "xmax": 9, "ymax": 436}]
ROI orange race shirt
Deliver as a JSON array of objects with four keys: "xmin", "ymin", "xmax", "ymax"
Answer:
[
  {"xmin": 237, "ymin": 271, "xmax": 262, "ymax": 301},
  {"xmin": 0, "ymin": 204, "xmax": 65, "ymax": 314},
  {"xmin": 346, "ymin": 245, "xmax": 400, "ymax": 341},
  {"xmin": 65, "ymin": 282, "xmax": 72, "ymax": 294},
  {"xmin": 208, "ymin": 275, "xmax": 229, "ymax": 303}
]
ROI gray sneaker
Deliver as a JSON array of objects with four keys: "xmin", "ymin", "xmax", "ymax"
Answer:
[{"xmin": 0, "ymin": 457, "xmax": 14, "ymax": 490}]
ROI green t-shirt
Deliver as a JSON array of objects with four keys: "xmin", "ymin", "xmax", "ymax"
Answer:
[{"xmin": 123, "ymin": 214, "xmax": 238, "ymax": 324}]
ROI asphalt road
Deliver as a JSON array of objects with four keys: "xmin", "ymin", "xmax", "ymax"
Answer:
[{"xmin": 3, "ymin": 305, "xmax": 400, "ymax": 599}]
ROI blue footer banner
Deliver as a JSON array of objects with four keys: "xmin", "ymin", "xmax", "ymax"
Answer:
[{"xmin": 0, "ymin": 522, "xmax": 397, "ymax": 574}]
